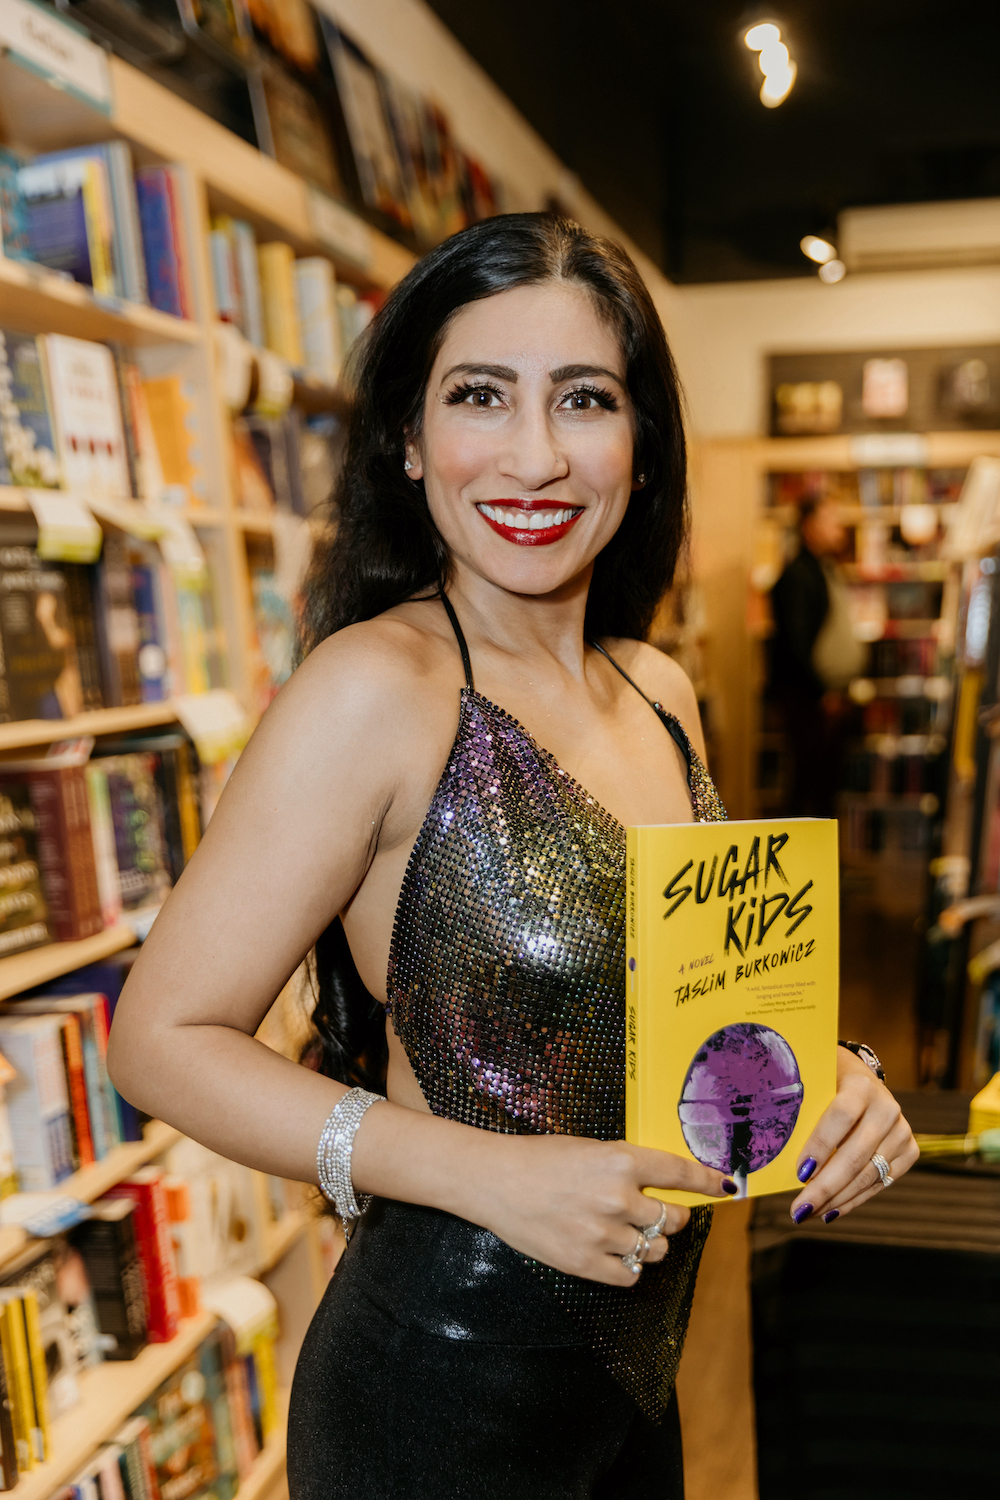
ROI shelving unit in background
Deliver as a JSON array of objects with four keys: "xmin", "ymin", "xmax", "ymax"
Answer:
[{"xmin": 0, "ymin": 23, "xmax": 401, "ymax": 1496}]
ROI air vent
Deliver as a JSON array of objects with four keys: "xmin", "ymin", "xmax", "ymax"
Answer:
[{"xmin": 838, "ymin": 199, "xmax": 1000, "ymax": 272}]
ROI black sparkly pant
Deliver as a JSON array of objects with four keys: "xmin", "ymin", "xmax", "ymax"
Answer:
[{"xmin": 288, "ymin": 1198, "xmax": 684, "ymax": 1499}]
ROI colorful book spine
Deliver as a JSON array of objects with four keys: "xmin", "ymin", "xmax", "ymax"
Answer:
[
  {"xmin": 135, "ymin": 169, "xmax": 183, "ymax": 319},
  {"xmin": 71, "ymin": 1198, "xmax": 148, "ymax": 1361},
  {"xmin": 0, "ymin": 764, "xmax": 103, "ymax": 943},
  {"xmin": 0, "ymin": 1294, "xmax": 34, "ymax": 1472},
  {"xmin": 58, "ymin": 1013, "xmax": 95, "ymax": 1169},
  {"xmin": 105, "ymin": 1170, "xmax": 180, "ymax": 1345},
  {"xmin": 0, "ymin": 1018, "xmax": 73, "ymax": 1191},
  {"xmin": 0, "ymin": 330, "xmax": 62, "ymax": 489}
]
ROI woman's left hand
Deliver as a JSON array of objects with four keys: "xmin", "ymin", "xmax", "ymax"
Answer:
[{"xmin": 789, "ymin": 1047, "xmax": 919, "ymax": 1225}]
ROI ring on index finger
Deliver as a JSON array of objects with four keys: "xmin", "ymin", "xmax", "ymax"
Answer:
[
  {"xmin": 871, "ymin": 1153, "xmax": 894, "ymax": 1189},
  {"xmin": 639, "ymin": 1202, "xmax": 669, "ymax": 1243}
]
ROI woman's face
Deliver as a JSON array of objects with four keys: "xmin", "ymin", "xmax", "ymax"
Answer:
[{"xmin": 408, "ymin": 281, "xmax": 639, "ymax": 599}]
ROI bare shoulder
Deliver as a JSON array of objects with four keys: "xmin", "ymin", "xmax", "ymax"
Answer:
[{"xmin": 600, "ymin": 638, "xmax": 707, "ymax": 761}]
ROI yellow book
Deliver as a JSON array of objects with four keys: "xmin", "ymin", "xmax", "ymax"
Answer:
[
  {"xmin": 82, "ymin": 159, "xmax": 115, "ymax": 297},
  {"xmin": 626, "ymin": 818, "xmax": 840, "ymax": 1205},
  {"xmin": 257, "ymin": 242, "xmax": 303, "ymax": 367},
  {"xmin": 19, "ymin": 1291, "xmax": 49, "ymax": 1462},
  {"xmin": 0, "ymin": 1294, "xmax": 34, "ymax": 1471},
  {"xmin": 969, "ymin": 1071, "xmax": 1000, "ymax": 1135}
]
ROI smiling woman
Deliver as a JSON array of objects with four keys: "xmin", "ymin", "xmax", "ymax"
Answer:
[{"xmin": 106, "ymin": 213, "xmax": 916, "ymax": 1500}]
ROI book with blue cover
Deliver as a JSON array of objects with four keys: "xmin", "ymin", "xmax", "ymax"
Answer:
[
  {"xmin": 17, "ymin": 155, "xmax": 115, "ymax": 293},
  {"xmin": 25, "ymin": 144, "xmax": 147, "ymax": 304},
  {"xmin": 135, "ymin": 167, "xmax": 183, "ymax": 318},
  {"xmin": 0, "ymin": 330, "xmax": 62, "ymax": 489}
]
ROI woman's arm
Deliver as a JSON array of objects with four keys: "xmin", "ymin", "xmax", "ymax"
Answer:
[{"xmin": 109, "ymin": 626, "xmax": 731, "ymax": 1285}]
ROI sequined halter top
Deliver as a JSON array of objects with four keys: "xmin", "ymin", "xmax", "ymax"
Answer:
[{"xmin": 386, "ymin": 597, "xmax": 728, "ymax": 1419}]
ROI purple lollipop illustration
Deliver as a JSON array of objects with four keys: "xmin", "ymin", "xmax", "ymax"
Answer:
[{"xmin": 678, "ymin": 1023, "xmax": 803, "ymax": 1197}]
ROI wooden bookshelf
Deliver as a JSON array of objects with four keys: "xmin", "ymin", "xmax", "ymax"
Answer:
[
  {"xmin": 0, "ymin": 923, "xmax": 137, "ymax": 1002},
  {"xmin": 0, "ymin": 255, "xmax": 203, "ymax": 348},
  {"xmin": 0, "ymin": 702, "xmax": 182, "ymax": 754}
]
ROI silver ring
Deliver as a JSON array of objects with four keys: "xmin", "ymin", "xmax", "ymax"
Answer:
[
  {"xmin": 639, "ymin": 1202, "xmax": 669, "ymax": 1243},
  {"xmin": 871, "ymin": 1153, "xmax": 893, "ymax": 1188},
  {"xmin": 621, "ymin": 1230, "xmax": 648, "ymax": 1275}
]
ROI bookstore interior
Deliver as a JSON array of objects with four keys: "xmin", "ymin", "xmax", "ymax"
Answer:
[{"xmin": 0, "ymin": 0, "xmax": 996, "ymax": 1497}]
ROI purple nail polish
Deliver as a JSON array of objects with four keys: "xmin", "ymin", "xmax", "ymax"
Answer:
[
  {"xmin": 792, "ymin": 1203, "xmax": 813, "ymax": 1224},
  {"xmin": 721, "ymin": 1178, "xmax": 738, "ymax": 1195},
  {"xmin": 797, "ymin": 1157, "xmax": 817, "ymax": 1183},
  {"xmin": 823, "ymin": 1209, "xmax": 839, "ymax": 1223}
]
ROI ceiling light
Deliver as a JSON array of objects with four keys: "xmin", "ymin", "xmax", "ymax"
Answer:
[
  {"xmin": 744, "ymin": 22, "xmax": 781, "ymax": 50},
  {"xmin": 800, "ymin": 234, "xmax": 836, "ymax": 264},
  {"xmin": 744, "ymin": 19, "xmax": 797, "ymax": 107},
  {"xmin": 818, "ymin": 259, "xmax": 846, "ymax": 284}
]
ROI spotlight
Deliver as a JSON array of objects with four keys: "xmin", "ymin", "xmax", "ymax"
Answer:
[
  {"xmin": 744, "ymin": 18, "xmax": 796, "ymax": 107},
  {"xmin": 800, "ymin": 235, "xmax": 836, "ymax": 265},
  {"xmin": 818, "ymin": 259, "xmax": 846, "ymax": 284}
]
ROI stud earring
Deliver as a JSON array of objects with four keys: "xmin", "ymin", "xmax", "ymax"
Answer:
[
  {"xmin": 404, "ymin": 460, "xmax": 413, "ymax": 471},
  {"xmin": 637, "ymin": 473, "xmax": 647, "ymax": 486}
]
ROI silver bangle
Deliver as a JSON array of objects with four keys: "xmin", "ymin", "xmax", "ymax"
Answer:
[{"xmin": 317, "ymin": 1087, "xmax": 384, "ymax": 1240}]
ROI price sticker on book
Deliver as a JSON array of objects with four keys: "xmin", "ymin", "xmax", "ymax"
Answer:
[
  {"xmin": 174, "ymin": 689, "xmax": 251, "ymax": 765},
  {"xmin": 25, "ymin": 490, "xmax": 103, "ymax": 563},
  {"xmin": 0, "ymin": 0, "xmax": 113, "ymax": 113}
]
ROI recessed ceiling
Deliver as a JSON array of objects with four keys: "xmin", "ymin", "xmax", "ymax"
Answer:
[{"xmin": 426, "ymin": 0, "xmax": 1000, "ymax": 283}]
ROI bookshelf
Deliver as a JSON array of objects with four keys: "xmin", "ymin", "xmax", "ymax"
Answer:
[{"xmin": 0, "ymin": 19, "xmax": 409, "ymax": 1498}]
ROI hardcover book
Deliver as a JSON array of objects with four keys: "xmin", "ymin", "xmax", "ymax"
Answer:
[{"xmin": 625, "ymin": 818, "xmax": 839, "ymax": 1205}]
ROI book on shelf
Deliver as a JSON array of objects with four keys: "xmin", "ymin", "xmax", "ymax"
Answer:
[
  {"xmin": 141, "ymin": 375, "xmax": 205, "ymax": 507},
  {"xmin": 105, "ymin": 1169, "xmax": 181, "ymax": 1346},
  {"xmin": 21, "ymin": 144, "xmax": 148, "ymax": 306},
  {"xmin": 111, "ymin": 1415, "xmax": 160, "ymax": 1500},
  {"xmin": 0, "ymin": 1287, "xmax": 46, "ymax": 1470},
  {"xmin": 16, "ymin": 154, "xmax": 115, "ymax": 296},
  {"xmin": 133, "ymin": 164, "xmax": 200, "ymax": 322},
  {"xmin": 0, "ymin": 1316, "xmax": 17, "ymax": 1488},
  {"xmin": 0, "ymin": 330, "xmax": 62, "ymax": 490},
  {"xmin": 44, "ymin": 334, "xmax": 133, "ymax": 503},
  {"xmin": 0, "ymin": 993, "xmax": 123, "ymax": 1160},
  {"xmin": 71, "ymin": 1196, "xmax": 148, "ymax": 1361},
  {"xmin": 294, "ymin": 257, "xmax": 341, "ymax": 385},
  {"xmin": 0, "ymin": 781, "xmax": 51, "ymax": 959},
  {"xmin": 0, "ymin": 147, "xmax": 31, "ymax": 263},
  {"xmin": 0, "ymin": 534, "xmax": 86, "ymax": 722},
  {"xmin": 0, "ymin": 1241, "xmax": 80, "ymax": 1421},
  {"xmin": 0, "ymin": 1015, "xmax": 75, "ymax": 1192},
  {"xmin": 0, "ymin": 756, "xmax": 103, "ymax": 943},
  {"xmin": 258, "ymin": 242, "xmax": 303, "ymax": 367},
  {"xmin": 625, "ymin": 818, "xmax": 839, "ymax": 1203}
]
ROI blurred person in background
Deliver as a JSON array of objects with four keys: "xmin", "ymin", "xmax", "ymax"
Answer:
[{"xmin": 769, "ymin": 496, "xmax": 865, "ymax": 816}]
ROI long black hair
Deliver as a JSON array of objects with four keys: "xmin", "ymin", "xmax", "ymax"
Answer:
[{"xmin": 299, "ymin": 212, "xmax": 689, "ymax": 1087}]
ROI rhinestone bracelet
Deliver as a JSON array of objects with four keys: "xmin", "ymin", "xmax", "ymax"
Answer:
[{"xmin": 317, "ymin": 1087, "xmax": 384, "ymax": 1240}]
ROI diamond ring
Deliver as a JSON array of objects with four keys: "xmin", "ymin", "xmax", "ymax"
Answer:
[
  {"xmin": 640, "ymin": 1202, "xmax": 669, "ymax": 1243},
  {"xmin": 871, "ymin": 1152, "xmax": 893, "ymax": 1188},
  {"xmin": 621, "ymin": 1230, "xmax": 649, "ymax": 1275}
]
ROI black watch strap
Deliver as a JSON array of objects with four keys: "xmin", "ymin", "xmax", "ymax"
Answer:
[{"xmin": 838, "ymin": 1039, "xmax": 885, "ymax": 1082}]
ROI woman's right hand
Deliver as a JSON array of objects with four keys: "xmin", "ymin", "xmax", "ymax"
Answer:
[{"xmin": 467, "ymin": 1133, "xmax": 735, "ymax": 1287}]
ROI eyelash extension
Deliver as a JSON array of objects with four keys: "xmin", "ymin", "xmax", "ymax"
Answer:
[
  {"xmin": 443, "ymin": 380, "xmax": 506, "ymax": 406},
  {"xmin": 563, "ymin": 383, "xmax": 620, "ymax": 411}
]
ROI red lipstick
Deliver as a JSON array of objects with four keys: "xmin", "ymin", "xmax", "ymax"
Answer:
[{"xmin": 476, "ymin": 499, "xmax": 583, "ymax": 548}]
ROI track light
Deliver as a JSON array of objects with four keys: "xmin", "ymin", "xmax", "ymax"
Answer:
[
  {"xmin": 800, "ymin": 235, "xmax": 836, "ymax": 265},
  {"xmin": 744, "ymin": 19, "xmax": 796, "ymax": 107}
]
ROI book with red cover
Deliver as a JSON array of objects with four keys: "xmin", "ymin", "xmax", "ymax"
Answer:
[
  {"xmin": 0, "ymin": 758, "xmax": 102, "ymax": 941},
  {"xmin": 104, "ymin": 1169, "xmax": 180, "ymax": 1344}
]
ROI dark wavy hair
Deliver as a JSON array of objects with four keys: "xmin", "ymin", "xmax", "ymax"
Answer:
[{"xmin": 299, "ymin": 212, "xmax": 689, "ymax": 1088}]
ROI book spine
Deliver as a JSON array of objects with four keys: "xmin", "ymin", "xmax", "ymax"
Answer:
[
  {"xmin": 118, "ymin": 1435, "xmax": 146, "ymax": 1500},
  {"xmin": 20, "ymin": 1292, "xmax": 49, "ymax": 1463},
  {"xmin": 108, "ymin": 142, "xmax": 148, "ymax": 305},
  {"xmin": 74, "ymin": 1008, "xmax": 109, "ymax": 1161},
  {"xmin": 0, "ymin": 1300, "xmax": 33, "ymax": 1472},
  {"xmin": 61, "ymin": 1015, "xmax": 95, "ymax": 1168},
  {"xmin": 21, "ymin": 771, "xmax": 76, "ymax": 943},
  {"xmin": 258, "ymin": 242, "xmax": 303, "ymax": 366},
  {"xmin": 90, "ymin": 997, "xmax": 123, "ymax": 1151},
  {"xmin": 231, "ymin": 221, "xmax": 264, "ymax": 348},
  {"xmin": 134, "ymin": 1419, "xmax": 160, "ymax": 1500},
  {"xmin": 163, "ymin": 170, "xmax": 196, "ymax": 321},
  {"xmin": 105, "ymin": 1179, "xmax": 180, "ymax": 1344},
  {"xmin": 71, "ymin": 1211, "xmax": 148, "ymax": 1361},
  {"xmin": 625, "ymin": 827, "xmax": 640, "ymax": 1145},
  {"xmin": 56, "ymin": 1022, "xmax": 80, "ymax": 1171},
  {"xmin": 66, "ymin": 766, "xmax": 103, "ymax": 938},
  {"xmin": 81, "ymin": 160, "xmax": 115, "ymax": 297},
  {"xmin": 61, "ymin": 564, "xmax": 105, "ymax": 711},
  {"xmin": 0, "ymin": 1324, "xmax": 19, "ymax": 1489},
  {"xmin": 86, "ymin": 765, "xmax": 124, "ymax": 932},
  {"xmin": 135, "ymin": 170, "xmax": 183, "ymax": 319}
]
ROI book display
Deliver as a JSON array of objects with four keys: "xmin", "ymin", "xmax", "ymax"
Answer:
[{"xmin": 0, "ymin": 10, "xmax": 417, "ymax": 1496}]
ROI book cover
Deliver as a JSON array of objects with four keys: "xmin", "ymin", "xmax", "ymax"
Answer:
[
  {"xmin": 43, "ymin": 335, "xmax": 132, "ymax": 502},
  {"xmin": 625, "ymin": 818, "xmax": 839, "ymax": 1204},
  {"xmin": 19, "ymin": 1289, "xmax": 49, "ymax": 1462},
  {"xmin": 0, "ymin": 535, "xmax": 85, "ymax": 722},
  {"xmin": 92, "ymin": 754, "xmax": 171, "ymax": 911},
  {"xmin": 90, "ymin": 532, "xmax": 142, "ymax": 708},
  {"xmin": 293, "ymin": 257, "xmax": 340, "ymax": 385},
  {"xmin": 24, "ymin": 145, "xmax": 146, "ymax": 305},
  {"xmin": 0, "ymin": 331, "xmax": 62, "ymax": 490},
  {"xmin": 105, "ymin": 1169, "xmax": 181, "ymax": 1345},
  {"xmin": 113, "ymin": 1414, "xmax": 159, "ymax": 1500},
  {"xmin": 0, "ymin": 995, "xmax": 117, "ymax": 1158},
  {"xmin": 130, "ymin": 561, "xmax": 170, "ymax": 702},
  {"xmin": 0, "ymin": 1016, "xmax": 74, "ymax": 1191},
  {"xmin": 17, "ymin": 155, "xmax": 114, "ymax": 293},
  {"xmin": 0, "ymin": 1294, "xmax": 34, "ymax": 1472},
  {"xmin": 140, "ymin": 377, "xmax": 201, "ymax": 506},
  {"xmin": 139, "ymin": 1342, "xmax": 223, "ymax": 1500},
  {"xmin": 70, "ymin": 1197, "xmax": 148, "ymax": 1360}
]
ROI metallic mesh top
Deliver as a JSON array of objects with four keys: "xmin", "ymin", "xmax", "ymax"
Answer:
[{"xmin": 386, "ymin": 599, "xmax": 727, "ymax": 1420}]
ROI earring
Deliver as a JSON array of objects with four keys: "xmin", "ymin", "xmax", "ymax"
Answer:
[
  {"xmin": 637, "ymin": 473, "xmax": 647, "ymax": 486},
  {"xmin": 404, "ymin": 460, "xmax": 413, "ymax": 471}
]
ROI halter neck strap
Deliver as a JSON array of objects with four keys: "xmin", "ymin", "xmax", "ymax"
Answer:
[{"xmin": 439, "ymin": 592, "xmax": 475, "ymax": 691}]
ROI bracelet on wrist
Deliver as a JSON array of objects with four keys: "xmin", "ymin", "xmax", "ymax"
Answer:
[
  {"xmin": 317, "ymin": 1086, "xmax": 384, "ymax": 1241},
  {"xmin": 838, "ymin": 1039, "xmax": 885, "ymax": 1083}
]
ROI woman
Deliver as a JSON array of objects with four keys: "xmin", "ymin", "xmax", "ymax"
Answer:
[{"xmin": 108, "ymin": 214, "xmax": 917, "ymax": 1497}]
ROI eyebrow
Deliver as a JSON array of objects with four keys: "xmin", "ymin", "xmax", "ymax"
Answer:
[{"xmin": 439, "ymin": 362, "xmax": 627, "ymax": 387}]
